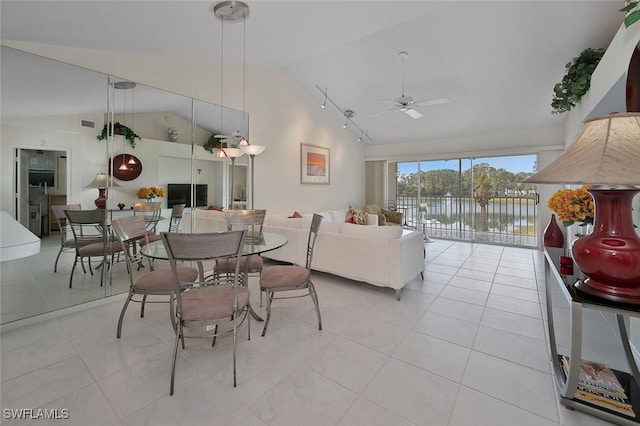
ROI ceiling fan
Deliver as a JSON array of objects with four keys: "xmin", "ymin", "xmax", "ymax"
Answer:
[{"xmin": 373, "ymin": 51, "xmax": 449, "ymax": 119}]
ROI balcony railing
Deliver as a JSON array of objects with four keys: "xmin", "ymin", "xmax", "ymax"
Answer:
[{"xmin": 394, "ymin": 195, "xmax": 538, "ymax": 247}]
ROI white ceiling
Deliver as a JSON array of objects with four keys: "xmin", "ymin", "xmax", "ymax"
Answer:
[{"xmin": 0, "ymin": 1, "xmax": 625, "ymax": 145}]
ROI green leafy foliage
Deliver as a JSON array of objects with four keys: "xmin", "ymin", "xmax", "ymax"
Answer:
[
  {"xmin": 620, "ymin": 2, "xmax": 640, "ymax": 28},
  {"xmin": 97, "ymin": 122, "xmax": 141, "ymax": 148},
  {"xmin": 551, "ymin": 48, "xmax": 605, "ymax": 114}
]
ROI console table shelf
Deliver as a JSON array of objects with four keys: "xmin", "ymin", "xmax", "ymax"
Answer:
[{"xmin": 544, "ymin": 248, "xmax": 640, "ymax": 425}]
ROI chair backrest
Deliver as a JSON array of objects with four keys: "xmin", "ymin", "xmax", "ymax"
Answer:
[
  {"xmin": 162, "ymin": 230, "xmax": 246, "ymax": 309},
  {"xmin": 51, "ymin": 204, "xmax": 81, "ymax": 242},
  {"xmin": 112, "ymin": 216, "xmax": 151, "ymax": 276},
  {"xmin": 133, "ymin": 201, "xmax": 162, "ymax": 231},
  {"xmin": 64, "ymin": 209, "xmax": 106, "ymax": 246},
  {"xmin": 168, "ymin": 203, "xmax": 185, "ymax": 233},
  {"xmin": 225, "ymin": 209, "xmax": 266, "ymax": 242},
  {"xmin": 305, "ymin": 214, "xmax": 323, "ymax": 269}
]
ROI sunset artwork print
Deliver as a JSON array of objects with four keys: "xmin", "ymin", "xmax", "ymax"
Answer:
[
  {"xmin": 306, "ymin": 152, "xmax": 326, "ymax": 177},
  {"xmin": 300, "ymin": 143, "xmax": 330, "ymax": 184}
]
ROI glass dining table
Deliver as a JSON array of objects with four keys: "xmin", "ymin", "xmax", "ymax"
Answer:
[{"xmin": 141, "ymin": 231, "xmax": 287, "ymax": 321}]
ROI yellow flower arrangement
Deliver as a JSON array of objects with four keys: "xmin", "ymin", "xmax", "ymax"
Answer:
[
  {"xmin": 136, "ymin": 186, "xmax": 166, "ymax": 201},
  {"xmin": 547, "ymin": 185, "xmax": 594, "ymax": 226}
]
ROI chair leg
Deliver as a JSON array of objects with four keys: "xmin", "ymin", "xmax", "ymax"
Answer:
[
  {"xmin": 117, "ymin": 288, "xmax": 134, "ymax": 338},
  {"xmin": 308, "ymin": 280, "xmax": 322, "ymax": 331},
  {"xmin": 261, "ymin": 290, "xmax": 273, "ymax": 337},
  {"xmin": 169, "ymin": 294, "xmax": 176, "ymax": 333},
  {"xmin": 140, "ymin": 294, "xmax": 148, "ymax": 318},
  {"xmin": 170, "ymin": 323, "xmax": 181, "ymax": 396},
  {"xmin": 80, "ymin": 257, "xmax": 87, "ymax": 274},
  {"xmin": 211, "ymin": 325, "xmax": 219, "ymax": 347},
  {"xmin": 54, "ymin": 247, "xmax": 64, "ymax": 272},
  {"xmin": 232, "ymin": 316, "xmax": 237, "ymax": 387},
  {"xmin": 69, "ymin": 255, "xmax": 79, "ymax": 288}
]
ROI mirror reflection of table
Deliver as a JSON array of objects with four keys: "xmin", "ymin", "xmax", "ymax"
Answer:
[{"xmin": 142, "ymin": 231, "xmax": 287, "ymax": 321}]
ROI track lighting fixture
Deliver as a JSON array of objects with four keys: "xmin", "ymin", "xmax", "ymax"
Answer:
[{"xmin": 315, "ymin": 85, "xmax": 373, "ymax": 143}]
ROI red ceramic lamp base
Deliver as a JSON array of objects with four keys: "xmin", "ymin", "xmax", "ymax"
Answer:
[
  {"xmin": 572, "ymin": 188, "xmax": 640, "ymax": 303},
  {"xmin": 94, "ymin": 188, "xmax": 107, "ymax": 209}
]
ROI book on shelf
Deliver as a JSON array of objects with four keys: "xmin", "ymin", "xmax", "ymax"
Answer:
[{"xmin": 560, "ymin": 356, "xmax": 636, "ymax": 418}]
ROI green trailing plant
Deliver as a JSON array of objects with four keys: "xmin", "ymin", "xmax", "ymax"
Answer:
[
  {"xmin": 620, "ymin": 1, "xmax": 640, "ymax": 28},
  {"xmin": 551, "ymin": 47, "xmax": 605, "ymax": 114},
  {"xmin": 203, "ymin": 135, "xmax": 223, "ymax": 154},
  {"xmin": 97, "ymin": 122, "xmax": 141, "ymax": 148}
]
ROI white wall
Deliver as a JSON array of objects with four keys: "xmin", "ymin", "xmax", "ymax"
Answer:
[{"xmin": 1, "ymin": 41, "xmax": 367, "ymax": 216}]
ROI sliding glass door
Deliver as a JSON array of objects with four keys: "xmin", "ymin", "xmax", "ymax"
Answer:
[{"xmin": 395, "ymin": 155, "xmax": 537, "ymax": 247}]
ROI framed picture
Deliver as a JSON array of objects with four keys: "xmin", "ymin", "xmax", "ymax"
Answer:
[{"xmin": 300, "ymin": 143, "xmax": 330, "ymax": 184}]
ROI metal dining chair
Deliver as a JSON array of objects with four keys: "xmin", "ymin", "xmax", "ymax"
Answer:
[
  {"xmin": 162, "ymin": 230, "xmax": 249, "ymax": 395},
  {"xmin": 111, "ymin": 215, "xmax": 198, "ymax": 338},
  {"xmin": 259, "ymin": 213, "xmax": 323, "ymax": 336},
  {"xmin": 64, "ymin": 209, "xmax": 124, "ymax": 288}
]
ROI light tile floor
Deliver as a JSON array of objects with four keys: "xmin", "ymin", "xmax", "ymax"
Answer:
[{"xmin": 0, "ymin": 240, "xmax": 619, "ymax": 425}]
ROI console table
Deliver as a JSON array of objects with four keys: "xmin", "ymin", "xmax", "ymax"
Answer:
[{"xmin": 544, "ymin": 247, "xmax": 640, "ymax": 425}]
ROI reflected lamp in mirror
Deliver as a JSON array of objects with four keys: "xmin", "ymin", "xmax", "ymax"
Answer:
[
  {"xmin": 525, "ymin": 113, "xmax": 640, "ymax": 304},
  {"xmin": 86, "ymin": 172, "xmax": 120, "ymax": 209}
]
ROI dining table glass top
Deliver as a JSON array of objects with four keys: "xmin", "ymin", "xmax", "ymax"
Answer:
[{"xmin": 141, "ymin": 231, "xmax": 287, "ymax": 260}]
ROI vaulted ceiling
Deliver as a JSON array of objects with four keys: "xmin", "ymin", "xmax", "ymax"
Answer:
[{"xmin": 0, "ymin": 1, "xmax": 624, "ymax": 145}]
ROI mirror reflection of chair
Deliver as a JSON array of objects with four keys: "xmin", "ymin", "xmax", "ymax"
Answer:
[
  {"xmin": 133, "ymin": 201, "xmax": 163, "ymax": 233},
  {"xmin": 64, "ymin": 209, "xmax": 124, "ymax": 288},
  {"xmin": 111, "ymin": 216, "xmax": 198, "ymax": 338},
  {"xmin": 259, "ymin": 213, "xmax": 323, "ymax": 336},
  {"xmin": 162, "ymin": 230, "xmax": 249, "ymax": 395},
  {"xmin": 51, "ymin": 203, "xmax": 87, "ymax": 272},
  {"xmin": 145, "ymin": 203, "xmax": 185, "ymax": 245},
  {"xmin": 215, "ymin": 209, "xmax": 266, "ymax": 291}
]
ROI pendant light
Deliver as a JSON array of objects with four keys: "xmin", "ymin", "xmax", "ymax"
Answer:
[
  {"xmin": 214, "ymin": 1, "xmax": 250, "ymax": 148},
  {"xmin": 113, "ymin": 81, "xmax": 137, "ymax": 169}
]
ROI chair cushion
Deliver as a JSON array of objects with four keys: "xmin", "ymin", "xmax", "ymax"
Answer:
[
  {"xmin": 135, "ymin": 267, "xmax": 198, "ymax": 291},
  {"xmin": 181, "ymin": 285, "xmax": 250, "ymax": 321},
  {"xmin": 78, "ymin": 241, "xmax": 123, "ymax": 256},
  {"xmin": 259, "ymin": 265, "xmax": 310, "ymax": 289},
  {"xmin": 217, "ymin": 255, "xmax": 263, "ymax": 274}
]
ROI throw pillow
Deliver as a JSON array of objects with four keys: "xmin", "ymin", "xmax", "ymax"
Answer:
[
  {"xmin": 288, "ymin": 211, "xmax": 303, "ymax": 218},
  {"xmin": 345, "ymin": 207, "xmax": 368, "ymax": 225}
]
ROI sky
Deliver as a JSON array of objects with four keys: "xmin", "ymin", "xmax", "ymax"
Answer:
[{"xmin": 397, "ymin": 154, "xmax": 537, "ymax": 176}]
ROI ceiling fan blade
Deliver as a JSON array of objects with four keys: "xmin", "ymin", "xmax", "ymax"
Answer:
[
  {"xmin": 413, "ymin": 97, "xmax": 450, "ymax": 108},
  {"xmin": 404, "ymin": 108, "xmax": 423, "ymax": 119},
  {"xmin": 369, "ymin": 107, "xmax": 398, "ymax": 117},
  {"xmin": 379, "ymin": 98, "xmax": 400, "ymax": 106}
]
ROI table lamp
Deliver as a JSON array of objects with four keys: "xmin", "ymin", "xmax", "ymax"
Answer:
[
  {"xmin": 85, "ymin": 172, "xmax": 120, "ymax": 209},
  {"xmin": 525, "ymin": 113, "xmax": 640, "ymax": 303},
  {"xmin": 224, "ymin": 147, "xmax": 245, "ymax": 210}
]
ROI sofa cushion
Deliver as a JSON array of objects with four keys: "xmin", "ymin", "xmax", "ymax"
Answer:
[
  {"xmin": 340, "ymin": 222, "xmax": 403, "ymax": 240},
  {"xmin": 328, "ymin": 209, "xmax": 348, "ymax": 222},
  {"xmin": 319, "ymin": 221, "xmax": 342, "ymax": 234}
]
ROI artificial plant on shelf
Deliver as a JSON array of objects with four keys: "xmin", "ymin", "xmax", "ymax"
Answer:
[
  {"xmin": 621, "ymin": 1, "xmax": 640, "ymax": 28},
  {"xmin": 97, "ymin": 122, "xmax": 141, "ymax": 148},
  {"xmin": 204, "ymin": 135, "xmax": 228, "ymax": 154},
  {"xmin": 551, "ymin": 48, "xmax": 605, "ymax": 114}
]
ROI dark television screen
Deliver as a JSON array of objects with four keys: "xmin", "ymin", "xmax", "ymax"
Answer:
[{"xmin": 167, "ymin": 184, "xmax": 208, "ymax": 208}]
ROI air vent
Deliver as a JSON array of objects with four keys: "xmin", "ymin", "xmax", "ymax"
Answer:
[{"xmin": 81, "ymin": 120, "xmax": 95, "ymax": 128}]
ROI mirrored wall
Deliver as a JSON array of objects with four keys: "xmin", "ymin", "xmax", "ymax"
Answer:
[{"xmin": 0, "ymin": 46, "xmax": 249, "ymax": 325}]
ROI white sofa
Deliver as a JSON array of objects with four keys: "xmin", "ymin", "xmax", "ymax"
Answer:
[
  {"xmin": 182, "ymin": 208, "xmax": 425, "ymax": 300},
  {"xmin": 263, "ymin": 209, "xmax": 424, "ymax": 300}
]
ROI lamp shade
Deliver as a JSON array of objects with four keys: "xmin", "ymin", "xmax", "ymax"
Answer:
[
  {"xmin": 418, "ymin": 203, "xmax": 427, "ymax": 212},
  {"xmin": 240, "ymin": 144, "xmax": 266, "ymax": 156},
  {"xmin": 85, "ymin": 173, "xmax": 120, "ymax": 189},
  {"xmin": 224, "ymin": 147, "xmax": 245, "ymax": 159},
  {"xmin": 525, "ymin": 113, "xmax": 640, "ymax": 185}
]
